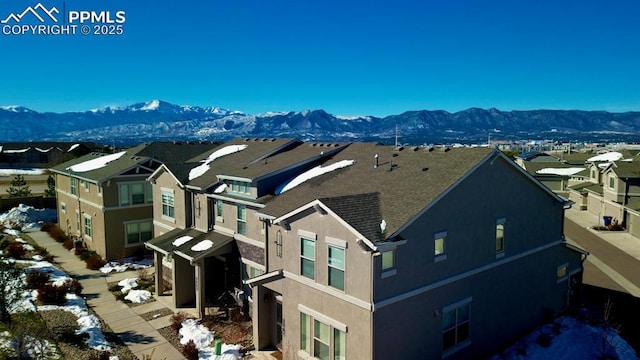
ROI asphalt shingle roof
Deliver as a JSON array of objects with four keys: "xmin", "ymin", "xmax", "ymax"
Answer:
[
  {"xmin": 145, "ymin": 227, "xmax": 233, "ymax": 262},
  {"xmin": 611, "ymin": 161, "xmax": 640, "ymax": 178},
  {"xmin": 262, "ymin": 144, "xmax": 495, "ymax": 241}
]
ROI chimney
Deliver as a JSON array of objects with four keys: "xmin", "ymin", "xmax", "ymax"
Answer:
[{"xmin": 374, "ymin": 154, "xmax": 379, "ymax": 168}]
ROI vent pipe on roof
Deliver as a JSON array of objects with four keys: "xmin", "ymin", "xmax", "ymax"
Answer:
[{"xmin": 374, "ymin": 154, "xmax": 379, "ymax": 168}]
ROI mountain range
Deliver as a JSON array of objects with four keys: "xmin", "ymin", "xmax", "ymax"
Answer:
[{"xmin": 2, "ymin": 100, "xmax": 640, "ymax": 145}]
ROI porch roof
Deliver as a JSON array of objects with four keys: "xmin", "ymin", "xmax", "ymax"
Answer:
[{"xmin": 145, "ymin": 228, "xmax": 234, "ymax": 263}]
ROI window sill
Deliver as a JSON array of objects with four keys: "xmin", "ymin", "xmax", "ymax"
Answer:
[
  {"xmin": 557, "ymin": 276, "xmax": 568, "ymax": 284},
  {"xmin": 297, "ymin": 350, "xmax": 312, "ymax": 360},
  {"xmin": 161, "ymin": 215, "xmax": 176, "ymax": 223},
  {"xmin": 442, "ymin": 339, "xmax": 471, "ymax": 358},
  {"xmin": 495, "ymin": 252, "xmax": 505, "ymax": 259},
  {"xmin": 381, "ymin": 269, "xmax": 397, "ymax": 279},
  {"xmin": 216, "ymin": 217, "xmax": 224, "ymax": 223},
  {"xmin": 434, "ymin": 254, "xmax": 447, "ymax": 263},
  {"xmin": 125, "ymin": 242, "xmax": 144, "ymax": 248}
]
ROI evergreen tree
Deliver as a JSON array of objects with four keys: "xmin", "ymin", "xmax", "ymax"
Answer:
[
  {"xmin": 0, "ymin": 260, "xmax": 24, "ymax": 322},
  {"xmin": 45, "ymin": 174, "xmax": 56, "ymax": 197},
  {"xmin": 6, "ymin": 175, "xmax": 31, "ymax": 198}
]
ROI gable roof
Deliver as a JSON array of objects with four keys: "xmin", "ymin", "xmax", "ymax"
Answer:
[
  {"xmin": 609, "ymin": 161, "xmax": 640, "ymax": 179},
  {"xmin": 135, "ymin": 141, "xmax": 221, "ymax": 164},
  {"xmin": 263, "ymin": 144, "xmax": 496, "ymax": 241},
  {"xmin": 186, "ymin": 138, "xmax": 303, "ymax": 190}
]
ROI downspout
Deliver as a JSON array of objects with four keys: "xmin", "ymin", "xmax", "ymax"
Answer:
[{"xmin": 370, "ymin": 249, "xmax": 375, "ymax": 360}]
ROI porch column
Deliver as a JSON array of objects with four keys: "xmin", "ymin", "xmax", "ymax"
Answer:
[
  {"xmin": 252, "ymin": 285, "xmax": 272, "ymax": 350},
  {"xmin": 154, "ymin": 252, "xmax": 163, "ymax": 297},
  {"xmin": 195, "ymin": 261, "xmax": 205, "ymax": 319}
]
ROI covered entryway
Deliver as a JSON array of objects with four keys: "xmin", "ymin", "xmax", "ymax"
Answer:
[{"xmin": 146, "ymin": 228, "xmax": 238, "ymax": 318}]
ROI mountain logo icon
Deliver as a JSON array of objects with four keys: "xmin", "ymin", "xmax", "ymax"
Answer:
[{"xmin": 1, "ymin": 3, "xmax": 59, "ymax": 24}]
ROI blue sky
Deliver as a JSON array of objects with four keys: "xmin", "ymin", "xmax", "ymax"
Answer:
[{"xmin": 0, "ymin": 0, "xmax": 639, "ymax": 116}]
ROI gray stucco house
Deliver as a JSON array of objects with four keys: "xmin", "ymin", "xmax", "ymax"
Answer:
[{"xmin": 144, "ymin": 139, "xmax": 586, "ymax": 359}]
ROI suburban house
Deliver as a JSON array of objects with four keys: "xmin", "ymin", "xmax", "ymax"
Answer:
[
  {"xmin": 567, "ymin": 150, "xmax": 640, "ymax": 236},
  {"xmin": 145, "ymin": 139, "xmax": 586, "ymax": 359},
  {"xmin": 0, "ymin": 142, "xmax": 93, "ymax": 168},
  {"xmin": 145, "ymin": 138, "xmax": 349, "ymax": 316},
  {"xmin": 50, "ymin": 141, "xmax": 219, "ymax": 260}
]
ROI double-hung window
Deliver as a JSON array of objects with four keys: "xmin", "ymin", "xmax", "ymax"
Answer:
[
  {"xmin": 609, "ymin": 176, "xmax": 615, "ymax": 189},
  {"xmin": 442, "ymin": 298, "xmax": 471, "ymax": 355},
  {"xmin": 301, "ymin": 237, "xmax": 315, "ymax": 280},
  {"xmin": 70, "ymin": 177, "xmax": 77, "ymax": 195},
  {"xmin": 161, "ymin": 190, "xmax": 175, "ymax": 218},
  {"xmin": 237, "ymin": 205, "xmax": 247, "ymax": 235},
  {"xmin": 83, "ymin": 215, "xmax": 92, "ymax": 238},
  {"xmin": 120, "ymin": 182, "xmax": 153, "ymax": 206},
  {"xmin": 328, "ymin": 246, "xmax": 345, "ymax": 291}
]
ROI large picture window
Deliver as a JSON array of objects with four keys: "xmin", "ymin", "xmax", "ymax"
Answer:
[
  {"xmin": 126, "ymin": 221, "xmax": 153, "ymax": 245},
  {"xmin": 300, "ymin": 311, "xmax": 346, "ymax": 360},
  {"xmin": 120, "ymin": 182, "xmax": 153, "ymax": 206}
]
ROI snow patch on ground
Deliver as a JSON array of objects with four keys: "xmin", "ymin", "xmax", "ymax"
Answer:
[
  {"xmin": 118, "ymin": 277, "xmax": 138, "ymax": 293},
  {"xmin": 179, "ymin": 319, "xmax": 241, "ymax": 359},
  {"xmin": 124, "ymin": 289, "xmax": 151, "ymax": 303},
  {"xmin": 275, "ymin": 160, "xmax": 356, "ymax": 194},
  {"xmin": 99, "ymin": 256, "xmax": 153, "ymax": 274},
  {"xmin": 66, "ymin": 151, "xmax": 126, "ymax": 173},
  {"xmin": 490, "ymin": 316, "xmax": 637, "ymax": 360},
  {"xmin": 0, "ymin": 204, "xmax": 57, "ymax": 230},
  {"xmin": 188, "ymin": 145, "xmax": 248, "ymax": 181}
]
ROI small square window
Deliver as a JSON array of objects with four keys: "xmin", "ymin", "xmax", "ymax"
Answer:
[
  {"xmin": 434, "ymin": 232, "xmax": 447, "ymax": 262},
  {"xmin": 382, "ymin": 250, "xmax": 395, "ymax": 271}
]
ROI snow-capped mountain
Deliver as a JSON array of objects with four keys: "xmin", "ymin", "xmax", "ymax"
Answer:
[{"xmin": 2, "ymin": 100, "xmax": 640, "ymax": 144}]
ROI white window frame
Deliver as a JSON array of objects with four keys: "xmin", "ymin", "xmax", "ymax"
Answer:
[
  {"xmin": 83, "ymin": 214, "xmax": 92, "ymax": 239},
  {"xmin": 300, "ymin": 231, "xmax": 317, "ymax": 280},
  {"xmin": 70, "ymin": 177, "xmax": 77, "ymax": 195},
  {"xmin": 216, "ymin": 199, "xmax": 224, "ymax": 223},
  {"xmin": 298, "ymin": 305, "xmax": 347, "ymax": 360},
  {"xmin": 97, "ymin": 185, "xmax": 103, "ymax": 197},
  {"xmin": 80, "ymin": 179, "xmax": 90, "ymax": 192},
  {"xmin": 229, "ymin": 180, "xmax": 251, "ymax": 195},
  {"xmin": 237, "ymin": 205, "xmax": 247, "ymax": 235},
  {"xmin": 328, "ymin": 245, "xmax": 345, "ymax": 292},
  {"xmin": 434, "ymin": 231, "xmax": 447, "ymax": 262},
  {"xmin": 161, "ymin": 188, "xmax": 175, "ymax": 220}
]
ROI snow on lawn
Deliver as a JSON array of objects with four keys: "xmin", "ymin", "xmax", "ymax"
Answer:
[
  {"xmin": 124, "ymin": 289, "xmax": 151, "ymax": 304},
  {"xmin": 188, "ymin": 145, "xmax": 248, "ymax": 181},
  {"xmin": 0, "ymin": 204, "xmax": 57, "ymax": 231},
  {"xmin": 490, "ymin": 316, "xmax": 637, "ymax": 360},
  {"xmin": 66, "ymin": 151, "xmax": 126, "ymax": 173},
  {"xmin": 0, "ymin": 168, "xmax": 47, "ymax": 176},
  {"xmin": 118, "ymin": 277, "xmax": 138, "ymax": 293},
  {"xmin": 99, "ymin": 256, "xmax": 153, "ymax": 274},
  {"xmin": 179, "ymin": 319, "xmax": 241, "ymax": 360},
  {"xmin": 275, "ymin": 160, "xmax": 356, "ymax": 195},
  {"xmin": 25, "ymin": 260, "xmax": 72, "ymax": 286}
]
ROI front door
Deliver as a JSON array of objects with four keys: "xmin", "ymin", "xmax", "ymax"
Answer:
[{"xmin": 274, "ymin": 299, "xmax": 283, "ymax": 350}]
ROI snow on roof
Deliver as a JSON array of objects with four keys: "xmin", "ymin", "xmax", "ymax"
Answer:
[
  {"xmin": 191, "ymin": 240, "xmax": 213, "ymax": 252},
  {"xmin": 213, "ymin": 183, "xmax": 227, "ymax": 193},
  {"xmin": 35, "ymin": 147, "xmax": 53, "ymax": 152},
  {"xmin": 66, "ymin": 151, "xmax": 126, "ymax": 172},
  {"xmin": 173, "ymin": 235, "xmax": 193, "ymax": 247},
  {"xmin": 0, "ymin": 168, "xmax": 46, "ymax": 176},
  {"xmin": 275, "ymin": 159, "xmax": 356, "ymax": 195},
  {"xmin": 587, "ymin": 152, "xmax": 623, "ymax": 162},
  {"xmin": 188, "ymin": 144, "xmax": 248, "ymax": 181},
  {"xmin": 535, "ymin": 167, "xmax": 586, "ymax": 176},
  {"xmin": 3, "ymin": 148, "xmax": 30, "ymax": 153},
  {"xmin": 67, "ymin": 143, "xmax": 80, "ymax": 152}
]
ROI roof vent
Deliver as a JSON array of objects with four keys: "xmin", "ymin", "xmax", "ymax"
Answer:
[
  {"xmin": 245, "ymin": 138, "xmax": 251, "ymax": 142},
  {"xmin": 422, "ymin": 167, "xmax": 429, "ymax": 172},
  {"xmin": 271, "ymin": 138, "xmax": 276, "ymax": 142},
  {"xmin": 412, "ymin": 146, "xmax": 420, "ymax": 151},
  {"xmin": 395, "ymin": 146, "xmax": 404, "ymax": 151},
  {"xmin": 392, "ymin": 153, "xmax": 399, "ymax": 158},
  {"xmin": 254, "ymin": 138, "xmax": 260, "ymax": 141},
  {"xmin": 262, "ymin": 138, "xmax": 268, "ymax": 142},
  {"xmin": 374, "ymin": 154, "xmax": 379, "ymax": 168},
  {"xmin": 311, "ymin": 143, "xmax": 317, "ymax": 147},
  {"xmin": 427, "ymin": 147, "xmax": 435, "ymax": 152},
  {"xmin": 442, "ymin": 147, "xmax": 451, "ymax": 152}
]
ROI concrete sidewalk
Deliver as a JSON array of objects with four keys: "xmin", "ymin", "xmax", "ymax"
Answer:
[{"xmin": 25, "ymin": 230, "xmax": 186, "ymax": 360}]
